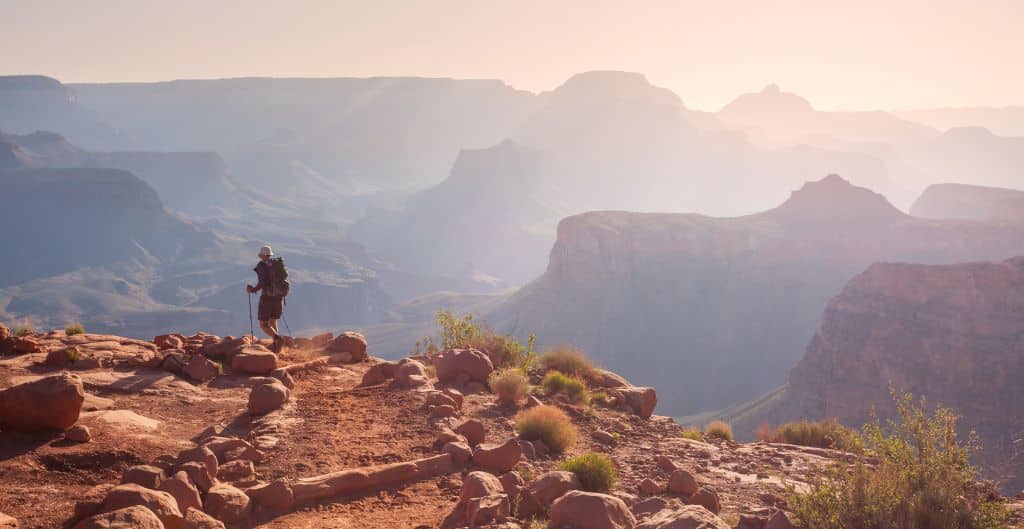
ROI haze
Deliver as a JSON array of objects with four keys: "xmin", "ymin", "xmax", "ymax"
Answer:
[{"xmin": 3, "ymin": 0, "xmax": 1023, "ymax": 110}]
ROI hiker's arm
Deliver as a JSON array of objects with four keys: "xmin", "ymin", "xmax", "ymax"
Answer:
[{"xmin": 250, "ymin": 265, "xmax": 267, "ymax": 293}]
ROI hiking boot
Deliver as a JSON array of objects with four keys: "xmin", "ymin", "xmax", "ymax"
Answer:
[{"xmin": 270, "ymin": 335, "xmax": 283, "ymax": 353}]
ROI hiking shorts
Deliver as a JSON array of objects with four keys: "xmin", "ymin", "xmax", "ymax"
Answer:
[{"xmin": 258, "ymin": 295, "xmax": 284, "ymax": 321}]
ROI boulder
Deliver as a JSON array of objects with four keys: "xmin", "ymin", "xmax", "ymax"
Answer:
[
  {"xmin": 587, "ymin": 369, "xmax": 632, "ymax": 388},
  {"xmin": 428, "ymin": 404, "xmax": 457, "ymax": 419},
  {"xmin": 74, "ymin": 484, "xmax": 115, "ymax": 521},
  {"xmin": 12, "ymin": 336, "xmax": 41, "ymax": 354},
  {"xmin": 326, "ymin": 331, "xmax": 367, "ymax": 362},
  {"xmin": 667, "ymin": 470, "xmax": 698, "ymax": 496},
  {"xmin": 0, "ymin": 372, "xmax": 85, "ymax": 431},
  {"xmin": 247, "ymin": 380, "xmax": 290, "ymax": 415},
  {"xmin": 550, "ymin": 491, "xmax": 637, "ymax": 529},
  {"xmin": 183, "ymin": 357, "xmax": 220, "ymax": 382},
  {"xmin": 73, "ymin": 506, "xmax": 164, "ymax": 529},
  {"xmin": 689, "ymin": 487, "xmax": 720, "ymax": 515},
  {"xmin": 765, "ymin": 511, "xmax": 798, "ymax": 529},
  {"xmin": 66, "ymin": 424, "xmax": 92, "ymax": 442},
  {"xmin": 472, "ymin": 438, "xmax": 522, "ymax": 473},
  {"xmin": 519, "ymin": 440, "xmax": 537, "ymax": 460},
  {"xmin": 635, "ymin": 505, "xmax": 730, "ymax": 529},
  {"xmin": 203, "ymin": 483, "xmax": 251, "ymax": 523},
  {"xmin": 358, "ymin": 361, "xmax": 397, "ymax": 387},
  {"xmin": 442, "ymin": 442, "xmax": 473, "ymax": 465},
  {"xmin": 655, "ymin": 455, "xmax": 677, "ymax": 472},
  {"xmin": 639, "ymin": 478, "xmax": 663, "ymax": 495},
  {"xmin": 443, "ymin": 387, "xmax": 465, "ymax": 409},
  {"xmin": 100, "ymin": 484, "xmax": 182, "ymax": 528},
  {"xmin": 455, "ymin": 419, "xmax": 486, "ymax": 446},
  {"xmin": 154, "ymin": 334, "xmax": 184, "ymax": 350},
  {"xmin": 230, "ymin": 346, "xmax": 277, "ymax": 374},
  {"xmin": 466, "ymin": 494, "xmax": 510, "ymax": 526},
  {"xmin": 594, "ymin": 430, "xmax": 616, "ymax": 445},
  {"xmin": 498, "ymin": 471, "xmax": 524, "ymax": 501},
  {"xmin": 201, "ymin": 437, "xmax": 253, "ymax": 464},
  {"xmin": 631, "ymin": 497, "xmax": 672, "ymax": 519},
  {"xmin": 612, "ymin": 386, "xmax": 658, "ymax": 419},
  {"xmin": 0, "ymin": 514, "xmax": 15, "ymax": 529},
  {"xmin": 176, "ymin": 462, "xmax": 214, "ymax": 493},
  {"xmin": 121, "ymin": 465, "xmax": 165, "ymax": 489},
  {"xmin": 393, "ymin": 359, "xmax": 429, "ymax": 388},
  {"xmin": 245, "ymin": 479, "xmax": 295, "ymax": 510},
  {"xmin": 176, "ymin": 446, "xmax": 218, "ymax": 482},
  {"xmin": 183, "ymin": 508, "xmax": 225, "ymax": 529},
  {"xmin": 216, "ymin": 459, "xmax": 255, "ymax": 482},
  {"xmin": 437, "ymin": 348, "xmax": 493, "ymax": 383},
  {"xmin": 460, "ymin": 471, "xmax": 505, "ymax": 503},
  {"xmin": 201, "ymin": 336, "xmax": 250, "ymax": 360},
  {"xmin": 159, "ymin": 471, "xmax": 202, "ymax": 513},
  {"xmin": 518, "ymin": 470, "xmax": 581, "ymax": 517}
]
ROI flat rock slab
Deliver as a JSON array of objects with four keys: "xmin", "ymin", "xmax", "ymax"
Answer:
[{"xmin": 81, "ymin": 410, "xmax": 161, "ymax": 431}]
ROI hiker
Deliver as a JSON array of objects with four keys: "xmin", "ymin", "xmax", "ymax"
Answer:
[{"xmin": 246, "ymin": 245, "xmax": 290, "ymax": 352}]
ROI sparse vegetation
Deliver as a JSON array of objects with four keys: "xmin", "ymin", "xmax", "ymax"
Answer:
[
  {"xmin": 515, "ymin": 405, "xmax": 578, "ymax": 453},
  {"xmin": 680, "ymin": 428, "xmax": 703, "ymax": 441},
  {"xmin": 12, "ymin": 323, "xmax": 33, "ymax": 337},
  {"xmin": 762, "ymin": 418, "xmax": 862, "ymax": 452},
  {"xmin": 539, "ymin": 346, "xmax": 595, "ymax": 377},
  {"xmin": 789, "ymin": 388, "xmax": 1009, "ymax": 529},
  {"xmin": 541, "ymin": 371, "xmax": 590, "ymax": 405},
  {"xmin": 489, "ymin": 367, "xmax": 530, "ymax": 405},
  {"xmin": 64, "ymin": 323, "xmax": 85, "ymax": 336},
  {"xmin": 526, "ymin": 518, "xmax": 548, "ymax": 529},
  {"xmin": 557, "ymin": 452, "xmax": 618, "ymax": 492},
  {"xmin": 415, "ymin": 310, "xmax": 537, "ymax": 370},
  {"xmin": 64, "ymin": 346, "xmax": 81, "ymax": 363},
  {"xmin": 705, "ymin": 420, "xmax": 733, "ymax": 441}
]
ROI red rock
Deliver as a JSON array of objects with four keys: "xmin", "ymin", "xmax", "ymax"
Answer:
[
  {"xmin": 176, "ymin": 446, "xmax": 218, "ymax": 482},
  {"xmin": 230, "ymin": 346, "xmax": 277, "ymax": 374},
  {"xmin": 667, "ymin": 469, "xmax": 698, "ymax": 496},
  {"xmin": 456, "ymin": 419, "xmax": 485, "ymax": 446},
  {"xmin": 216, "ymin": 460, "xmax": 254, "ymax": 482},
  {"xmin": 183, "ymin": 508, "xmax": 225, "ymax": 529},
  {"xmin": 247, "ymin": 380, "xmax": 290, "ymax": 415},
  {"xmin": 442, "ymin": 441, "xmax": 473, "ymax": 465},
  {"xmin": 121, "ymin": 465, "xmax": 164, "ymax": 489},
  {"xmin": 310, "ymin": 332, "xmax": 334, "ymax": 346},
  {"xmin": 765, "ymin": 510, "xmax": 798, "ymax": 529},
  {"xmin": 639, "ymin": 478, "xmax": 663, "ymax": 495},
  {"xmin": 99, "ymin": 484, "xmax": 182, "ymax": 528},
  {"xmin": 550, "ymin": 490, "xmax": 636, "ymax": 529},
  {"xmin": 630, "ymin": 497, "xmax": 671, "ymax": 519},
  {"xmin": 613, "ymin": 386, "xmax": 658, "ymax": 419},
  {"xmin": 200, "ymin": 336, "xmax": 250, "ymax": 360},
  {"xmin": 201, "ymin": 437, "xmax": 253, "ymax": 464},
  {"xmin": 635, "ymin": 505, "xmax": 729, "ymax": 529},
  {"xmin": 154, "ymin": 334, "xmax": 184, "ymax": 350},
  {"xmin": 466, "ymin": 494, "xmax": 510, "ymax": 526},
  {"xmin": 358, "ymin": 361, "xmax": 397, "ymax": 387},
  {"xmin": 428, "ymin": 404, "xmax": 458, "ymax": 419},
  {"xmin": 73, "ymin": 484, "xmax": 115, "ymax": 521},
  {"xmin": 436, "ymin": 348, "xmax": 493, "ymax": 383},
  {"xmin": 518, "ymin": 470, "xmax": 581, "ymax": 517},
  {"xmin": 460, "ymin": 471, "xmax": 504, "ymax": 503},
  {"xmin": 587, "ymin": 369, "xmax": 632, "ymax": 388},
  {"xmin": 498, "ymin": 471, "xmax": 524, "ymax": 502},
  {"xmin": 392, "ymin": 359, "xmax": 428, "ymax": 388},
  {"xmin": 655, "ymin": 455, "xmax": 677, "ymax": 472},
  {"xmin": 12, "ymin": 336, "xmax": 40, "ymax": 354},
  {"xmin": 245, "ymin": 479, "xmax": 295, "ymax": 510},
  {"xmin": 326, "ymin": 331, "xmax": 367, "ymax": 362},
  {"xmin": 472, "ymin": 438, "xmax": 522, "ymax": 473},
  {"xmin": 442, "ymin": 388, "xmax": 465, "ymax": 409},
  {"xmin": 689, "ymin": 486, "xmax": 720, "ymax": 515},
  {"xmin": 66, "ymin": 424, "xmax": 91, "ymax": 442},
  {"xmin": 0, "ymin": 372, "xmax": 85, "ymax": 431},
  {"xmin": 203, "ymin": 483, "xmax": 251, "ymax": 523},
  {"xmin": 183, "ymin": 356, "xmax": 220, "ymax": 382},
  {"xmin": 158, "ymin": 471, "xmax": 202, "ymax": 514},
  {"xmin": 176, "ymin": 462, "xmax": 213, "ymax": 493},
  {"xmin": 73, "ymin": 506, "xmax": 164, "ymax": 529}
]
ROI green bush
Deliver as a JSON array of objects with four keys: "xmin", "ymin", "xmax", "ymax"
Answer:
[
  {"xmin": 541, "ymin": 371, "xmax": 590, "ymax": 405},
  {"xmin": 557, "ymin": 453, "xmax": 618, "ymax": 492},
  {"xmin": 790, "ymin": 389, "xmax": 1009, "ymax": 529},
  {"xmin": 540, "ymin": 346, "xmax": 595, "ymax": 377},
  {"xmin": 489, "ymin": 367, "xmax": 530, "ymax": 405},
  {"xmin": 705, "ymin": 421, "xmax": 733, "ymax": 441},
  {"xmin": 765, "ymin": 419, "xmax": 862, "ymax": 452},
  {"xmin": 64, "ymin": 323, "xmax": 85, "ymax": 336},
  {"xmin": 680, "ymin": 428, "xmax": 703, "ymax": 441},
  {"xmin": 64, "ymin": 346, "xmax": 81, "ymax": 363},
  {"xmin": 12, "ymin": 323, "xmax": 33, "ymax": 337},
  {"xmin": 515, "ymin": 405, "xmax": 578, "ymax": 453},
  {"xmin": 415, "ymin": 309, "xmax": 537, "ymax": 370}
]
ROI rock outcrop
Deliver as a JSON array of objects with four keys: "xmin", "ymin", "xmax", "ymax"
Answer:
[
  {"xmin": 911, "ymin": 182, "xmax": 1024, "ymax": 222},
  {"xmin": 0, "ymin": 372, "xmax": 85, "ymax": 431}
]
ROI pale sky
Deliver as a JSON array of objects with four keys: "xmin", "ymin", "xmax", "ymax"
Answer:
[{"xmin": 1, "ymin": 0, "xmax": 1022, "ymax": 111}]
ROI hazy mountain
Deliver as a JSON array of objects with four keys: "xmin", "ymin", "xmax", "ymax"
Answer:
[
  {"xmin": 722, "ymin": 257, "xmax": 1024, "ymax": 492},
  {"xmin": 0, "ymin": 76, "xmax": 123, "ymax": 149},
  {"xmin": 485, "ymin": 175, "xmax": 1024, "ymax": 416},
  {"xmin": 895, "ymin": 106, "xmax": 1024, "ymax": 137},
  {"xmin": 911, "ymin": 183, "xmax": 1024, "ymax": 222},
  {"xmin": 898, "ymin": 126, "xmax": 1024, "ymax": 193}
]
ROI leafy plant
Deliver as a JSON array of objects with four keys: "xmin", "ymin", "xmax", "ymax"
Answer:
[
  {"xmin": 64, "ymin": 323, "xmax": 85, "ymax": 336},
  {"xmin": 415, "ymin": 309, "xmax": 537, "ymax": 370},
  {"xmin": 789, "ymin": 388, "xmax": 1009, "ymax": 529},
  {"xmin": 541, "ymin": 371, "xmax": 590, "ymax": 405},
  {"xmin": 680, "ymin": 428, "xmax": 703, "ymax": 441},
  {"xmin": 515, "ymin": 405, "xmax": 578, "ymax": 453},
  {"xmin": 489, "ymin": 367, "xmax": 530, "ymax": 405},
  {"xmin": 557, "ymin": 453, "xmax": 618, "ymax": 492},
  {"xmin": 705, "ymin": 421, "xmax": 733, "ymax": 441},
  {"xmin": 540, "ymin": 346, "xmax": 595, "ymax": 377}
]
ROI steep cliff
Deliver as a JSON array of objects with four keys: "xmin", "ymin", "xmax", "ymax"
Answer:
[{"xmin": 490, "ymin": 175, "xmax": 1024, "ymax": 416}]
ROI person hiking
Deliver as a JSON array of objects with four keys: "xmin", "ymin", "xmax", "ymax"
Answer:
[{"xmin": 246, "ymin": 245, "xmax": 289, "ymax": 352}]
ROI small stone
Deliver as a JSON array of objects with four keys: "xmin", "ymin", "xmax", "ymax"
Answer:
[
  {"xmin": 65, "ymin": 424, "xmax": 91, "ymax": 443},
  {"xmin": 456, "ymin": 419, "xmax": 486, "ymax": 446},
  {"xmin": 121, "ymin": 465, "xmax": 164, "ymax": 489},
  {"xmin": 667, "ymin": 469, "xmax": 698, "ymax": 495},
  {"xmin": 594, "ymin": 430, "xmax": 616, "ymax": 444},
  {"xmin": 639, "ymin": 478, "xmax": 663, "ymax": 495},
  {"xmin": 690, "ymin": 486, "xmax": 721, "ymax": 514},
  {"xmin": 217, "ymin": 459, "xmax": 255, "ymax": 482}
]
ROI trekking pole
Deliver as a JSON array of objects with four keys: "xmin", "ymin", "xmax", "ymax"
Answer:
[
  {"xmin": 247, "ymin": 291, "xmax": 255, "ymax": 341},
  {"xmin": 281, "ymin": 298, "xmax": 292, "ymax": 338}
]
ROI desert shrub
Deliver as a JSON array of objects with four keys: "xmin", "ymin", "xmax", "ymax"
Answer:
[
  {"xmin": 705, "ymin": 421, "xmax": 733, "ymax": 441},
  {"xmin": 789, "ymin": 389, "xmax": 1009, "ymax": 529},
  {"xmin": 12, "ymin": 323, "xmax": 33, "ymax": 337},
  {"xmin": 416, "ymin": 309, "xmax": 537, "ymax": 370},
  {"xmin": 540, "ymin": 346, "xmax": 595, "ymax": 377},
  {"xmin": 489, "ymin": 367, "xmax": 530, "ymax": 405},
  {"xmin": 557, "ymin": 452, "xmax": 618, "ymax": 492},
  {"xmin": 526, "ymin": 518, "xmax": 548, "ymax": 529},
  {"xmin": 541, "ymin": 371, "xmax": 590, "ymax": 404},
  {"xmin": 64, "ymin": 323, "xmax": 85, "ymax": 336},
  {"xmin": 515, "ymin": 405, "xmax": 578, "ymax": 453},
  {"xmin": 680, "ymin": 428, "xmax": 703, "ymax": 441},
  {"xmin": 766, "ymin": 419, "xmax": 862, "ymax": 452},
  {"xmin": 64, "ymin": 346, "xmax": 81, "ymax": 363}
]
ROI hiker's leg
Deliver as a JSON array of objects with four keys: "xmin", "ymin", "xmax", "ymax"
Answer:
[
  {"xmin": 267, "ymin": 318, "xmax": 279, "ymax": 338},
  {"xmin": 259, "ymin": 320, "xmax": 275, "ymax": 338}
]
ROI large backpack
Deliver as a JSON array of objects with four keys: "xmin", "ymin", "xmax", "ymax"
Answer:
[{"xmin": 266, "ymin": 256, "xmax": 291, "ymax": 298}]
